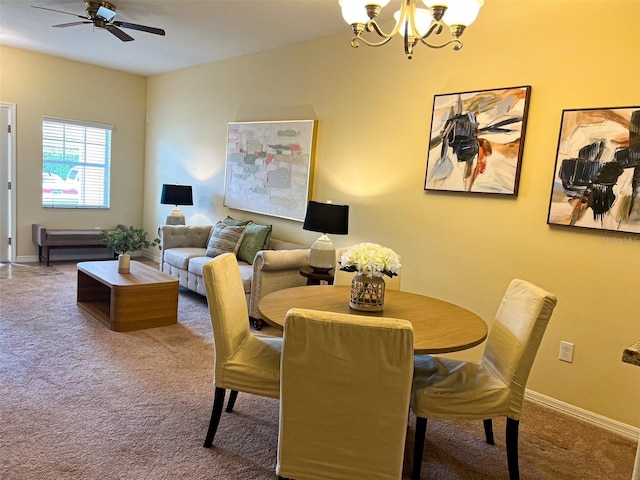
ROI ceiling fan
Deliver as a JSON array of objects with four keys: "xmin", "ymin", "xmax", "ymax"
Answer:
[{"xmin": 31, "ymin": 1, "xmax": 165, "ymax": 42}]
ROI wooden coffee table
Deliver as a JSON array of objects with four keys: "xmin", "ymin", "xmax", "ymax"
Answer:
[{"xmin": 77, "ymin": 260, "xmax": 179, "ymax": 332}]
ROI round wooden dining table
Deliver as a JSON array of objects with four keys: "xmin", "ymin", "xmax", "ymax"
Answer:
[{"xmin": 258, "ymin": 285, "xmax": 488, "ymax": 355}]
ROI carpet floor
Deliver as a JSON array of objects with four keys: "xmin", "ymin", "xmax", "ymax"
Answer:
[{"xmin": 0, "ymin": 260, "xmax": 636, "ymax": 479}]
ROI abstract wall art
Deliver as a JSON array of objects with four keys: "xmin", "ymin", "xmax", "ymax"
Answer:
[
  {"xmin": 223, "ymin": 120, "xmax": 316, "ymax": 222},
  {"xmin": 547, "ymin": 106, "xmax": 640, "ymax": 234},
  {"xmin": 424, "ymin": 85, "xmax": 531, "ymax": 195}
]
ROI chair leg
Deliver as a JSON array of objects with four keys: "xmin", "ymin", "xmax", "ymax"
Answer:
[
  {"xmin": 412, "ymin": 416, "xmax": 428, "ymax": 480},
  {"xmin": 225, "ymin": 390, "xmax": 239, "ymax": 412},
  {"xmin": 506, "ymin": 417, "xmax": 520, "ymax": 480},
  {"xmin": 483, "ymin": 418, "xmax": 495, "ymax": 445},
  {"xmin": 203, "ymin": 387, "xmax": 226, "ymax": 448}
]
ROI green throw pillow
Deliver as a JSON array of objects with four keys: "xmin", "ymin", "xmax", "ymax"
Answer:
[
  {"xmin": 205, "ymin": 222, "xmax": 246, "ymax": 258},
  {"xmin": 237, "ymin": 222, "xmax": 273, "ymax": 264},
  {"xmin": 222, "ymin": 216, "xmax": 251, "ymax": 227}
]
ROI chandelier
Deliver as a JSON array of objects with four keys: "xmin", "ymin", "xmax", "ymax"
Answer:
[{"xmin": 338, "ymin": 0, "xmax": 484, "ymax": 59}]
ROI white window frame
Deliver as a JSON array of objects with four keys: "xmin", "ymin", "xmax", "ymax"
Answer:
[{"xmin": 42, "ymin": 116, "xmax": 112, "ymax": 209}]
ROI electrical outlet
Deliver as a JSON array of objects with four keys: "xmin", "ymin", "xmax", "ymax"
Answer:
[{"xmin": 559, "ymin": 341, "xmax": 574, "ymax": 363}]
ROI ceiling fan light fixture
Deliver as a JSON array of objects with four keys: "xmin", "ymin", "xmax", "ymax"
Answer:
[
  {"xmin": 96, "ymin": 5, "xmax": 117, "ymax": 22},
  {"xmin": 33, "ymin": 2, "xmax": 165, "ymax": 42}
]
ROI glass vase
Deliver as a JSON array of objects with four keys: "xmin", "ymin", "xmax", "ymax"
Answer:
[{"xmin": 350, "ymin": 273, "xmax": 385, "ymax": 312}]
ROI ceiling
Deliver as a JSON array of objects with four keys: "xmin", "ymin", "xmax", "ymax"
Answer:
[{"xmin": 0, "ymin": 0, "xmax": 360, "ymax": 77}]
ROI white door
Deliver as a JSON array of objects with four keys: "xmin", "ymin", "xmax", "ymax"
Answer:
[{"xmin": 0, "ymin": 104, "xmax": 16, "ymax": 263}]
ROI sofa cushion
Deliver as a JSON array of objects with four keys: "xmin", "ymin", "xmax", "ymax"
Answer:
[
  {"xmin": 237, "ymin": 222, "xmax": 273, "ymax": 264},
  {"xmin": 238, "ymin": 263, "xmax": 254, "ymax": 294},
  {"xmin": 187, "ymin": 256, "xmax": 214, "ymax": 277},
  {"xmin": 163, "ymin": 247, "xmax": 208, "ymax": 270},
  {"xmin": 189, "ymin": 256, "xmax": 253, "ymax": 293},
  {"xmin": 206, "ymin": 222, "xmax": 246, "ymax": 258}
]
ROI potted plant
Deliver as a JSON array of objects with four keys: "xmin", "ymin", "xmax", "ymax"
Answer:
[{"xmin": 101, "ymin": 226, "xmax": 160, "ymax": 273}]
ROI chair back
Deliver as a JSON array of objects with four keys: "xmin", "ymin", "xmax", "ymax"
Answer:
[
  {"xmin": 203, "ymin": 253, "xmax": 251, "ymax": 383},
  {"xmin": 482, "ymin": 278, "xmax": 557, "ymax": 418},
  {"xmin": 334, "ymin": 247, "xmax": 402, "ymax": 290},
  {"xmin": 277, "ymin": 308, "xmax": 414, "ymax": 480}
]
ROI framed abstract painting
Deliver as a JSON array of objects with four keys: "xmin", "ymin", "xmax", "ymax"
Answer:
[
  {"xmin": 547, "ymin": 106, "xmax": 640, "ymax": 234},
  {"xmin": 223, "ymin": 120, "xmax": 316, "ymax": 222},
  {"xmin": 424, "ymin": 85, "xmax": 531, "ymax": 195}
]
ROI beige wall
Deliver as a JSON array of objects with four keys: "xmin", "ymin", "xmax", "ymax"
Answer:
[
  {"xmin": 145, "ymin": 0, "xmax": 640, "ymax": 427},
  {"xmin": 0, "ymin": 1, "xmax": 637, "ymax": 428},
  {"xmin": 0, "ymin": 46, "xmax": 147, "ymax": 257}
]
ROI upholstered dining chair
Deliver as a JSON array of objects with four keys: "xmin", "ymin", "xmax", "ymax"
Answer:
[
  {"xmin": 276, "ymin": 308, "xmax": 414, "ymax": 480},
  {"xmin": 410, "ymin": 279, "xmax": 557, "ymax": 480},
  {"xmin": 202, "ymin": 252, "xmax": 282, "ymax": 448},
  {"xmin": 334, "ymin": 247, "xmax": 402, "ymax": 290}
]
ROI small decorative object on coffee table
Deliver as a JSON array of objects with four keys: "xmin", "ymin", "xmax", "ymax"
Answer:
[
  {"xmin": 339, "ymin": 243, "xmax": 401, "ymax": 312},
  {"xmin": 101, "ymin": 226, "xmax": 160, "ymax": 273}
]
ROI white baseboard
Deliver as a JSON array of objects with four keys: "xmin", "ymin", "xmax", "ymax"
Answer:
[
  {"xmin": 526, "ymin": 389, "xmax": 640, "ymax": 441},
  {"xmin": 142, "ymin": 251, "xmax": 161, "ymax": 263},
  {"xmin": 16, "ymin": 251, "xmax": 144, "ymax": 264},
  {"xmin": 16, "ymin": 255, "xmax": 39, "ymax": 263}
]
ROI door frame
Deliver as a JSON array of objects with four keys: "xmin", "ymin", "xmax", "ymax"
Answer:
[{"xmin": 1, "ymin": 103, "xmax": 17, "ymax": 263}]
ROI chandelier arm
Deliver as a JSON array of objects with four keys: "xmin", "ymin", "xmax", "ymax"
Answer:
[
  {"xmin": 418, "ymin": 37, "xmax": 464, "ymax": 50},
  {"xmin": 351, "ymin": 33, "xmax": 394, "ymax": 49},
  {"xmin": 366, "ymin": 19, "xmax": 402, "ymax": 41},
  {"xmin": 420, "ymin": 21, "xmax": 442, "ymax": 40}
]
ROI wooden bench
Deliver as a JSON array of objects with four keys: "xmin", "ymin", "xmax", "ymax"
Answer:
[{"xmin": 32, "ymin": 224, "xmax": 121, "ymax": 266}]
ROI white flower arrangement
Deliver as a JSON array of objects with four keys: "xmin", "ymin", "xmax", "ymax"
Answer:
[{"xmin": 339, "ymin": 242, "xmax": 401, "ymax": 278}]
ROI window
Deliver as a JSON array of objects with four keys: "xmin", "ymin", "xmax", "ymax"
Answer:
[{"xmin": 42, "ymin": 116, "xmax": 112, "ymax": 208}]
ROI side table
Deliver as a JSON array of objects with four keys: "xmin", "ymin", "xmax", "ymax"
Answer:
[{"xmin": 299, "ymin": 266, "xmax": 334, "ymax": 286}]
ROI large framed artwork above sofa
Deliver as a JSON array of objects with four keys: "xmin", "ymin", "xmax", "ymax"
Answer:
[{"xmin": 223, "ymin": 120, "xmax": 317, "ymax": 222}]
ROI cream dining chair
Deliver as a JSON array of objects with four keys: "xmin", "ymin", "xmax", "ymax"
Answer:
[
  {"xmin": 277, "ymin": 308, "xmax": 414, "ymax": 480},
  {"xmin": 334, "ymin": 247, "xmax": 402, "ymax": 290},
  {"xmin": 202, "ymin": 252, "xmax": 282, "ymax": 448},
  {"xmin": 410, "ymin": 279, "xmax": 557, "ymax": 480}
]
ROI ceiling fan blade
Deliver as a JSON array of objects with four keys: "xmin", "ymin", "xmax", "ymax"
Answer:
[
  {"xmin": 105, "ymin": 25, "xmax": 134, "ymax": 42},
  {"xmin": 31, "ymin": 5, "xmax": 88, "ymax": 20},
  {"xmin": 52, "ymin": 21, "xmax": 92, "ymax": 28},
  {"xmin": 112, "ymin": 21, "xmax": 165, "ymax": 36}
]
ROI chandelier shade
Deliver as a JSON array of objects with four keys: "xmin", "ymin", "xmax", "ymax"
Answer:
[{"xmin": 338, "ymin": 0, "xmax": 484, "ymax": 59}]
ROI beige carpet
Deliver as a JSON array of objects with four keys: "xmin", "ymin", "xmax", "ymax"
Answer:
[{"xmin": 0, "ymin": 260, "xmax": 636, "ymax": 479}]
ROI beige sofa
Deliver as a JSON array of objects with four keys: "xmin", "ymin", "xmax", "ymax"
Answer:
[{"xmin": 159, "ymin": 225, "xmax": 310, "ymax": 326}]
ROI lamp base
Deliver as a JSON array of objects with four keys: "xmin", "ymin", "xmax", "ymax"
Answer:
[
  {"xmin": 308, "ymin": 234, "xmax": 336, "ymax": 273},
  {"xmin": 165, "ymin": 207, "xmax": 185, "ymax": 226}
]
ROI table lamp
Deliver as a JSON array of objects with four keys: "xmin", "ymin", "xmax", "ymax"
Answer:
[
  {"xmin": 303, "ymin": 200, "xmax": 349, "ymax": 273},
  {"xmin": 161, "ymin": 184, "xmax": 193, "ymax": 225}
]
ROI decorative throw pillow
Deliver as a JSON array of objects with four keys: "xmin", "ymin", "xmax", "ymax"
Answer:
[
  {"xmin": 205, "ymin": 222, "xmax": 246, "ymax": 258},
  {"xmin": 222, "ymin": 216, "xmax": 251, "ymax": 227},
  {"xmin": 237, "ymin": 222, "xmax": 273, "ymax": 264}
]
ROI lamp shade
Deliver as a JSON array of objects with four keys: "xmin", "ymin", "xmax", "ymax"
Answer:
[
  {"xmin": 160, "ymin": 184, "xmax": 193, "ymax": 206},
  {"xmin": 303, "ymin": 201, "xmax": 349, "ymax": 235}
]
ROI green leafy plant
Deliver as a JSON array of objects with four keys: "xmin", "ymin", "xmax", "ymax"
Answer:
[{"xmin": 101, "ymin": 226, "xmax": 160, "ymax": 255}]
